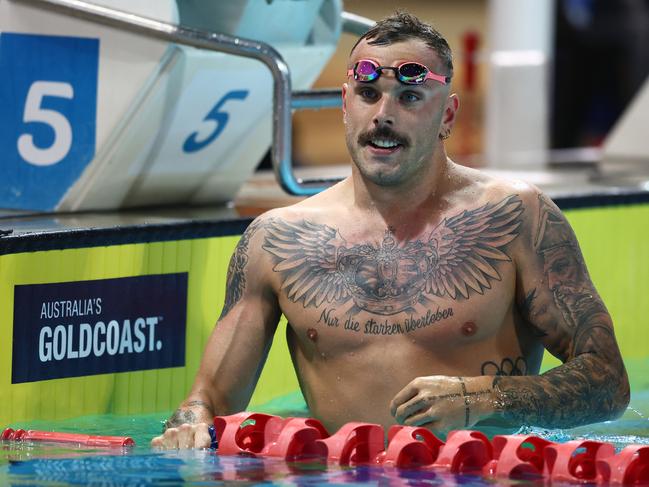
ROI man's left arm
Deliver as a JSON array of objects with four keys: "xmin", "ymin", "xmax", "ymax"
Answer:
[
  {"xmin": 489, "ymin": 190, "xmax": 629, "ymax": 428},
  {"xmin": 391, "ymin": 188, "xmax": 629, "ymax": 431}
]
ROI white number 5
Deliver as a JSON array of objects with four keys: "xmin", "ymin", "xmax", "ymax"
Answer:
[{"xmin": 18, "ymin": 81, "xmax": 74, "ymax": 166}]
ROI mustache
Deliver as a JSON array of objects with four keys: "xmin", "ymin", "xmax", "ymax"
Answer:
[{"xmin": 358, "ymin": 126, "xmax": 410, "ymax": 147}]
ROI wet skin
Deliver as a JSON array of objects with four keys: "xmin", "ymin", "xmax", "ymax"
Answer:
[{"xmin": 151, "ymin": 38, "xmax": 628, "ymax": 449}]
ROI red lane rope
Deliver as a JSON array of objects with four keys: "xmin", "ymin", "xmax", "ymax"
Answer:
[
  {"xmin": 2, "ymin": 427, "xmax": 134, "ymax": 447},
  {"xmin": 211, "ymin": 412, "xmax": 649, "ymax": 485}
]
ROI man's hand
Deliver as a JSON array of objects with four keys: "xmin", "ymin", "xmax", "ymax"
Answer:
[
  {"xmin": 150, "ymin": 400, "xmax": 215, "ymax": 449},
  {"xmin": 390, "ymin": 376, "xmax": 495, "ymax": 434},
  {"xmin": 150, "ymin": 422, "xmax": 212, "ymax": 449}
]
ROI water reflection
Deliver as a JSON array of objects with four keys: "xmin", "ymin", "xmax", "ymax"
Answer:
[
  {"xmin": 7, "ymin": 453, "xmax": 185, "ymax": 484},
  {"xmin": 0, "ymin": 446, "xmax": 494, "ymax": 486}
]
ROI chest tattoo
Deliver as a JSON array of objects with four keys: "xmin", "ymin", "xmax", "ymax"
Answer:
[{"xmin": 263, "ymin": 195, "xmax": 523, "ymax": 316}]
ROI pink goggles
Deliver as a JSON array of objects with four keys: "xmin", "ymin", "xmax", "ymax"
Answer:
[{"xmin": 347, "ymin": 59, "xmax": 450, "ymax": 85}]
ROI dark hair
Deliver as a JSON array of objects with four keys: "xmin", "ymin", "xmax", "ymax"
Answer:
[{"xmin": 350, "ymin": 11, "xmax": 453, "ymax": 77}]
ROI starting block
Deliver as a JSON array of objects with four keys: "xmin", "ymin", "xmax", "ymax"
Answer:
[{"xmin": 0, "ymin": 0, "xmax": 341, "ymax": 211}]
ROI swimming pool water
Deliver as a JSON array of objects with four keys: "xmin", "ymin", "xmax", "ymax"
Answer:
[{"xmin": 2, "ymin": 385, "xmax": 648, "ymax": 485}]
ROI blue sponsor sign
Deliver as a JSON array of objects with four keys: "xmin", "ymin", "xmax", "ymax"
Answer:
[
  {"xmin": 12, "ymin": 273, "xmax": 187, "ymax": 384},
  {"xmin": 0, "ymin": 32, "xmax": 99, "ymax": 210}
]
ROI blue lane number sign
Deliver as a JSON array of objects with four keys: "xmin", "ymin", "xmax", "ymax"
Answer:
[
  {"xmin": 182, "ymin": 90, "xmax": 249, "ymax": 153},
  {"xmin": 18, "ymin": 81, "xmax": 74, "ymax": 166},
  {"xmin": 0, "ymin": 33, "xmax": 99, "ymax": 210}
]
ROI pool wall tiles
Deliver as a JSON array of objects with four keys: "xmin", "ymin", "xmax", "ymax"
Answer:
[{"xmin": 0, "ymin": 203, "xmax": 647, "ymax": 423}]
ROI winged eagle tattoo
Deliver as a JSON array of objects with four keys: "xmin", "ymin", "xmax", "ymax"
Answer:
[{"xmin": 262, "ymin": 195, "xmax": 523, "ymax": 315}]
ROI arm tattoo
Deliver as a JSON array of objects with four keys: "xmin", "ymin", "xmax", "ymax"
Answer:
[
  {"xmin": 407, "ymin": 386, "xmax": 491, "ymax": 427},
  {"xmin": 262, "ymin": 195, "xmax": 523, "ymax": 315},
  {"xmin": 426, "ymin": 380, "xmax": 492, "ymax": 428},
  {"xmin": 163, "ymin": 400, "xmax": 214, "ymax": 432},
  {"xmin": 494, "ymin": 194, "xmax": 629, "ymax": 428},
  {"xmin": 519, "ymin": 288, "xmax": 549, "ymax": 338},
  {"xmin": 219, "ymin": 219, "xmax": 266, "ymax": 320}
]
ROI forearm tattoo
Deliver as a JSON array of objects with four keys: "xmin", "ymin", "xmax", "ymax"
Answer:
[
  {"xmin": 163, "ymin": 400, "xmax": 214, "ymax": 432},
  {"xmin": 493, "ymin": 194, "xmax": 629, "ymax": 428}
]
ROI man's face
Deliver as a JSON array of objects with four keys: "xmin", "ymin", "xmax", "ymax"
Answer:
[{"xmin": 342, "ymin": 38, "xmax": 454, "ymax": 187}]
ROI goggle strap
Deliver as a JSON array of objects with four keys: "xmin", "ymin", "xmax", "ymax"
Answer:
[{"xmin": 424, "ymin": 72, "xmax": 449, "ymax": 85}]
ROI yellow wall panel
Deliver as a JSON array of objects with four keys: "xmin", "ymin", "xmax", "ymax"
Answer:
[{"xmin": 2, "ymin": 202, "xmax": 647, "ymax": 424}]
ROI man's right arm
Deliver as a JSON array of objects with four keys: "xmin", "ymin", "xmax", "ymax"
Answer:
[{"xmin": 151, "ymin": 215, "xmax": 281, "ymax": 449}]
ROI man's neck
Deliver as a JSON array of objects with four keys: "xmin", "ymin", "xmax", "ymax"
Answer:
[{"xmin": 350, "ymin": 154, "xmax": 452, "ymax": 228}]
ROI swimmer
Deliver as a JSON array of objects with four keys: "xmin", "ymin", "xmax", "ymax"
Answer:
[{"xmin": 152, "ymin": 11, "xmax": 629, "ymax": 449}]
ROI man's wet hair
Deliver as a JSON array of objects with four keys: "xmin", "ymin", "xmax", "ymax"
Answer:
[{"xmin": 350, "ymin": 11, "xmax": 454, "ymax": 77}]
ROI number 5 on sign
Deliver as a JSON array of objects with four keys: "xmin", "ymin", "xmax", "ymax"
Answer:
[
  {"xmin": 0, "ymin": 33, "xmax": 99, "ymax": 210},
  {"xmin": 183, "ymin": 90, "xmax": 249, "ymax": 153},
  {"xmin": 18, "ymin": 81, "xmax": 74, "ymax": 166}
]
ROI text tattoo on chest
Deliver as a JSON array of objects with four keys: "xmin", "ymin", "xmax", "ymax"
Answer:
[{"xmin": 255, "ymin": 195, "xmax": 523, "ymax": 332}]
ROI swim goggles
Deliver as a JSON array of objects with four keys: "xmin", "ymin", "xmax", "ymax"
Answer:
[{"xmin": 347, "ymin": 59, "xmax": 451, "ymax": 85}]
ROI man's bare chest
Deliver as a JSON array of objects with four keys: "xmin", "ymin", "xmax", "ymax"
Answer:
[{"xmin": 260, "ymin": 194, "xmax": 524, "ymax": 350}]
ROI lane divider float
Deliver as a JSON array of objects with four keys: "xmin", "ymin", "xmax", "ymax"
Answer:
[
  {"xmin": 209, "ymin": 412, "xmax": 649, "ymax": 485},
  {"xmin": 2, "ymin": 427, "xmax": 134, "ymax": 447}
]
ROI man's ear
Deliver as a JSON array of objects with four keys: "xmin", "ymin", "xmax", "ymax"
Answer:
[
  {"xmin": 342, "ymin": 83, "xmax": 348, "ymax": 123},
  {"xmin": 440, "ymin": 93, "xmax": 460, "ymax": 134}
]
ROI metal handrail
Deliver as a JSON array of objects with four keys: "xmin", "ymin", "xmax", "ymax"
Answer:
[
  {"xmin": 11, "ymin": 0, "xmax": 373, "ymax": 197},
  {"xmin": 291, "ymin": 89, "xmax": 342, "ymax": 110},
  {"xmin": 342, "ymin": 11, "xmax": 376, "ymax": 37}
]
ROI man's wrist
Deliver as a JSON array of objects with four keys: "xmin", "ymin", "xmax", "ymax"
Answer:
[
  {"xmin": 163, "ymin": 399, "xmax": 214, "ymax": 432},
  {"xmin": 460, "ymin": 376, "xmax": 499, "ymax": 425}
]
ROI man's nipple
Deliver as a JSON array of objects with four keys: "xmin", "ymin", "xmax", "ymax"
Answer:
[
  {"xmin": 307, "ymin": 328, "xmax": 318, "ymax": 342},
  {"xmin": 461, "ymin": 321, "xmax": 478, "ymax": 337}
]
